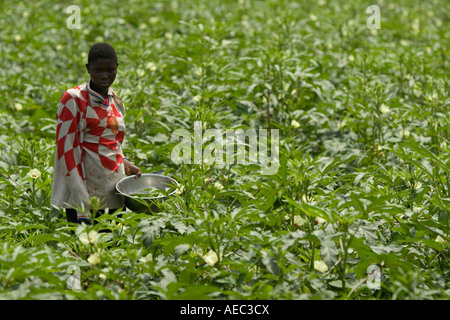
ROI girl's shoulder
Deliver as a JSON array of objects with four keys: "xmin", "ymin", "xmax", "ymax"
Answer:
[
  {"xmin": 59, "ymin": 83, "xmax": 90, "ymax": 114},
  {"xmin": 66, "ymin": 83, "xmax": 89, "ymax": 98},
  {"xmin": 61, "ymin": 83, "xmax": 89, "ymax": 104}
]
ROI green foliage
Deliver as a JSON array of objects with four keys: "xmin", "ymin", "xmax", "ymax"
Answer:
[{"xmin": 0, "ymin": 0, "xmax": 448, "ymax": 300}]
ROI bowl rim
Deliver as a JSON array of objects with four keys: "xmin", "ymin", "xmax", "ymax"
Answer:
[{"xmin": 115, "ymin": 173, "xmax": 180, "ymax": 200}]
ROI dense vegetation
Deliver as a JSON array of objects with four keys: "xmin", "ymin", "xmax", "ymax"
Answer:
[{"xmin": 0, "ymin": 0, "xmax": 448, "ymax": 299}]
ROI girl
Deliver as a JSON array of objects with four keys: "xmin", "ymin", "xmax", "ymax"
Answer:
[{"xmin": 51, "ymin": 43, "xmax": 142, "ymax": 223}]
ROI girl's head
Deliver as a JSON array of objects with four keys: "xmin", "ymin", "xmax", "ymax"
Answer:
[{"xmin": 86, "ymin": 43, "xmax": 118, "ymax": 93}]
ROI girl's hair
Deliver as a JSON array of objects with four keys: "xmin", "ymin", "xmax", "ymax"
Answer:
[{"xmin": 88, "ymin": 43, "xmax": 118, "ymax": 64}]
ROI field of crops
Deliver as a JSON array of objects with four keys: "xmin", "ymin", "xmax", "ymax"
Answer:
[{"xmin": 0, "ymin": 0, "xmax": 448, "ymax": 300}]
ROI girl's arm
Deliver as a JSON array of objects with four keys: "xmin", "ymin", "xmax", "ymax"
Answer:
[{"xmin": 123, "ymin": 157, "xmax": 142, "ymax": 178}]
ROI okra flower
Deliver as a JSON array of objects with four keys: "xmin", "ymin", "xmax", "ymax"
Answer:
[
  {"xmin": 314, "ymin": 260, "xmax": 328, "ymax": 273},
  {"xmin": 379, "ymin": 104, "xmax": 390, "ymax": 114},
  {"xmin": 79, "ymin": 230, "xmax": 100, "ymax": 245},
  {"xmin": 214, "ymin": 182, "xmax": 224, "ymax": 190},
  {"xmin": 201, "ymin": 250, "xmax": 219, "ymax": 266},
  {"xmin": 146, "ymin": 62, "xmax": 157, "ymax": 71},
  {"xmin": 291, "ymin": 119, "xmax": 300, "ymax": 128},
  {"xmin": 28, "ymin": 168, "xmax": 41, "ymax": 179},
  {"xmin": 88, "ymin": 252, "xmax": 100, "ymax": 265}
]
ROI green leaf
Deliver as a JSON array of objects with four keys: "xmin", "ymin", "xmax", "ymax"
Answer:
[
  {"xmin": 171, "ymin": 220, "xmax": 187, "ymax": 235},
  {"xmin": 142, "ymin": 225, "xmax": 161, "ymax": 249},
  {"xmin": 320, "ymin": 237, "xmax": 338, "ymax": 269},
  {"xmin": 261, "ymin": 251, "xmax": 279, "ymax": 276},
  {"xmin": 174, "ymin": 244, "xmax": 191, "ymax": 257},
  {"xmin": 23, "ymin": 234, "xmax": 61, "ymax": 246}
]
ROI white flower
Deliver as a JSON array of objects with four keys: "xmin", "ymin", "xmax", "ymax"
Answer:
[
  {"xmin": 195, "ymin": 67, "xmax": 204, "ymax": 77},
  {"xmin": 28, "ymin": 168, "xmax": 41, "ymax": 179},
  {"xmin": 79, "ymin": 230, "xmax": 100, "ymax": 245},
  {"xmin": 214, "ymin": 182, "xmax": 224, "ymax": 190},
  {"xmin": 412, "ymin": 206, "xmax": 422, "ymax": 213},
  {"xmin": 149, "ymin": 17, "xmax": 159, "ymax": 24},
  {"xmin": 176, "ymin": 185, "xmax": 185, "ymax": 195},
  {"xmin": 14, "ymin": 103, "xmax": 23, "ymax": 111},
  {"xmin": 291, "ymin": 119, "xmax": 300, "ymax": 128},
  {"xmin": 314, "ymin": 260, "xmax": 328, "ymax": 272},
  {"xmin": 201, "ymin": 250, "xmax": 218, "ymax": 266},
  {"xmin": 193, "ymin": 95, "xmax": 202, "ymax": 103},
  {"xmin": 146, "ymin": 61, "xmax": 157, "ymax": 71},
  {"xmin": 87, "ymin": 253, "xmax": 100, "ymax": 265},
  {"xmin": 14, "ymin": 34, "xmax": 21, "ymax": 42},
  {"xmin": 400, "ymin": 129, "xmax": 410, "ymax": 138},
  {"xmin": 337, "ymin": 120, "xmax": 346, "ymax": 130},
  {"xmin": 426, "ymin": 92, "xmax": 438, "ymax": 101},
  {"xmin": 379, "ymin": 104, "xmax": 390, "ymax": 114},
  {"xmin": 309, "ymin": 14, "xmax": 317, "ymax": 21},
  {"xmin": 294, "ymin": 215, "xmax": 306, "ymax": 227},
  {"xmin": 165, "ymin": 32, "xmax": 173, "ymax": 39},
  {"xmin": 315, "ymin": 217, "xmax": 326, "ymax": 224},
  {"xmin": 136, "ymin": 69, "xmax": 145, "ymax": 77},
  {"xmin": 140, "ymin": 253, "xmax": 153, "ymax": 263},
  {"xmin": 116, "ymin": 223, "xmax": 128, "ymax": 232},
  {"xmin": 435, "ymin": 235, "xmax": 445, "ymax": 244}
]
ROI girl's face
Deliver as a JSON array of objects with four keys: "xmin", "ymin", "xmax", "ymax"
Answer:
[{"xmin": 86, "ymin": 58, "xmax": 118, "ymax": 93}]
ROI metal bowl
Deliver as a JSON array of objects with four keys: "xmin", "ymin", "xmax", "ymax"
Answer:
[{"xmin": 116, "ymin": 174, "xmax": 179, "ymax": 213}]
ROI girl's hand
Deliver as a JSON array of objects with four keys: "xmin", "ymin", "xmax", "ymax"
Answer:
[{"xmin": 123, "ymin": 158, "xmax": 142, "ymax": 178}]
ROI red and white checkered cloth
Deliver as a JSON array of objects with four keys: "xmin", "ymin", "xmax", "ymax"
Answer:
[{"xmin": 51, "ymin": 81, "xmax": 127, "ymax": 221}]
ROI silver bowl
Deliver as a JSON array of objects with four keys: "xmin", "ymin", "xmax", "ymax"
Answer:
[{"xmin": 116, "ymin": 174, "xmax": 179, "ymax": 213}]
